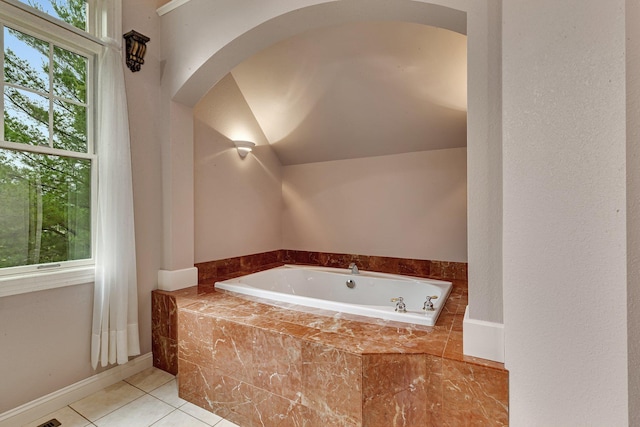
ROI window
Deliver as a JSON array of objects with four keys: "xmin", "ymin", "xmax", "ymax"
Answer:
[
  {"xmin": 13, "ymin": 0, "xmax": 90, "ymax": 32},
  {"xmin": 0, "ymin": 0, "xmax": 102, "ymax": 295}
]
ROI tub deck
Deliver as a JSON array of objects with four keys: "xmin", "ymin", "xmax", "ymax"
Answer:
[{"xmin": 152, "ymin": 275, "xmax": 508, "ymax": 426}]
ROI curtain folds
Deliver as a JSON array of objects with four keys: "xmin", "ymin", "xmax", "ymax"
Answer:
[{"xmin": 91, "ymin": 42, "xmax": 140, "ymax": 369}]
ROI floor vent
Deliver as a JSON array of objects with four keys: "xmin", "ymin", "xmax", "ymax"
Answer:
[{"xmin": 36, "ymin": 419, "xmax": 61, "ymax": 427}]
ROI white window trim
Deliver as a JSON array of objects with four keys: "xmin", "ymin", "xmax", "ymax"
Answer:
[
  {"xmin": 1, "ymin": 0, "xmax": 102, "ymax": 45},
  {"xmin": 0, "ymin": 265, "xmax": 94, "ymax": 297},
  {"xmin": 0, "ymin": 0, "xmax": 120, "ymax": 298}
]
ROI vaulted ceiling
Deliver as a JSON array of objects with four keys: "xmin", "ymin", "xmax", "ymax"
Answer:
[{"xmin": 212, "ymin": 21, "xmax": 467, "ymax": 165}]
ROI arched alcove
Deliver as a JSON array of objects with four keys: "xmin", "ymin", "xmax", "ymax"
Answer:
[
  {"xmin": 159, "ymin": 0, "xmax": 503, "ymax": 362},
  {"xmin": 170, "ymin": 1, "xmax": 466, "ymax": 107}
]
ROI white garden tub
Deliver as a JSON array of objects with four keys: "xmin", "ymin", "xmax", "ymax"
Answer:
[{"xmin": 215, "ymin": 264, "xmax": 452, "ymax": 326}]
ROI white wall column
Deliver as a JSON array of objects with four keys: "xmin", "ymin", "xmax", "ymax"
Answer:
[
  {"xmin": 462, "ymin": 0, "xmax": 504, "ymax": 362},
  {"xmin": 158, "ymin": 100, "xmax": 197, "ymax": 291},
  {"xmin": 503, "ymin": 1, "xmax": 628, "ymax": 424}
]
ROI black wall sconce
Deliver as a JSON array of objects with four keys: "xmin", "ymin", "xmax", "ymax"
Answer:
[{"xmin": 123, "ymin": 30, "xmax": 150, "ymax": 72}]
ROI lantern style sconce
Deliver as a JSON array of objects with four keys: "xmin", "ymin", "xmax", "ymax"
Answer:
[
  {"xmin": 233, "ymin": 140, "xmax": 256, "ymax": 158},
  {"xmin": 123, "ymin": 30, "xmax": 150, "ymax": 72}
]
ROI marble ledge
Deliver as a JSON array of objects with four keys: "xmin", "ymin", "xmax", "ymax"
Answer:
[
  {"xmin": 172, "ymin": 284, "xmax": 508, "ymax": 426},
  {"xmin": 153, "ymin": 254, "xmax": 507, "ymax": 425},
  {"xmin": 156, "ymin": 282, "xmax": 502, "ymax": 371}
]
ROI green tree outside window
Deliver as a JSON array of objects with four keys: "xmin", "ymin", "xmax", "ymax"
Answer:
[{"xmin": 0, "ymin": 0, "xmax": 91, "ymax": 269}]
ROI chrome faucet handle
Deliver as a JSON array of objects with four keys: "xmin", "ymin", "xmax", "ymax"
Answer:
[
  {"xmin": 423, "ymin": 295, "xmax": 438, "ymax": 312},
  {"xmin": 348, "ymin": 262, "xmax": 359, "ymax": 274},
  {"xmin": 390, "ymin": 297, "xmax": 407, "ymax": 313}
]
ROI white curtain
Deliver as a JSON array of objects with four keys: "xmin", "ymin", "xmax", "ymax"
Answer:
[{"xmin": 91, "ymin": 41, "xmax": 140, "ymax": 369}]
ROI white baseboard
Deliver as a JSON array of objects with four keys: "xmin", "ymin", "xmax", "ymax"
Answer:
[
  {"xmin": 463, "ymin": 305, "xmax": 505, "ymax": 363},
  {"xmin": 158, "ymin": 267, "xmax": 198, "ymax": 291},
  {"xmin": 0, "ymin": 352, "xmax": 153, "ymax": 427}
]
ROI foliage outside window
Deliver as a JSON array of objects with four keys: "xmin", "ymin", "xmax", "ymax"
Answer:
[
  {"xmin": 0, "ymin": 0, "xmax": 97, "ymax": 276},
  {"xmin": 14, "ymin": 0, "xmax": 89, "ymax": 32}
]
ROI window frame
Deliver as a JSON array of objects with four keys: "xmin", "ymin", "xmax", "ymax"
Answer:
[
  {"xmin": 2, "ymin": 0, "xmax": 101, "ymax": 42},
  {"xmin": 0, "ymin": 0, "xmax": 105, "ymax": 297}
]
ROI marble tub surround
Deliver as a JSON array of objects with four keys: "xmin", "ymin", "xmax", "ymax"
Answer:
[
  {"xmin": 153, "ymin": 253, "xmax": 505, "ymax": 425},
  {"xmin": 153, "ymin": 278, "xmax": 508, "ymax": 426},
  {"xmin": 152, "ymin": 290, "xmax": 179, "ymax": 375},
  {"xmin": 194, "ymin": 250, "xmax": 467, "ymax": 286}
]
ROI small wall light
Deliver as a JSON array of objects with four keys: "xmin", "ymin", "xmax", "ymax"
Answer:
[
  {"xmin": 123, "ymin": 30, "xmax": 150, "ymax": 72},
  {"xmin": 234, "ymin": 140, "xmax": 256, "ymax": 159}
]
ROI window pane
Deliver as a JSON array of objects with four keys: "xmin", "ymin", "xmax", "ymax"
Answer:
[
  {"xmin": 4, "ymin": 27, "xmax": 49, "ymax": 94},
  {"xmin": 0, "ymin": 148, "xmax": 91, "ymax": 268},
  {"xmin": 4, "ymin": 87, "xmax": 49, "ymax": 146},
  {"xmin": 15, "ymin": 0, "xmax": 88, "ymax": 32},
  {"xmin": 53, "ymin": 46, "xmax": 87, "ymax": 103},
  {"xmin": 53, "ymin": 99, "xmax": 86, "ymax": 152}
]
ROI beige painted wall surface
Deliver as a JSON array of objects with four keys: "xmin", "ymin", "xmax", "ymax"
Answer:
[
  {"xmin": 282, "ymin": 148, "xmax": 467, "ymax": 262},
  {"xmin": 124, "ymin": 0, "xmax": 163, "ymax": 357},
  {"xmin": 0, "ymin": 284, "xmax": 98, "ymax": 413},
  {"xmin": 0, "ymin": 0, "xmax": 162, "ymax": 413},
  {"xmin": 193, "ymin": 73, "xmax": 467, "ymax": 265},
  {"xmin": 193, "ymin": 121, "xmax": 283, "ymax": 262},
  {"xmin": 194, "ymin": 75, "xmax": 283, "ymax": 263},
  {"xmin": 626, "ymin": 0, "xmax": 640, "ymax": 422},
  {"xmin": 503, "ymin": 0, "xmax": 628, "ymax": 424}
]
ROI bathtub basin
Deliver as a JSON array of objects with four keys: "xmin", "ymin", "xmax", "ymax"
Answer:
[{"xmin": 215, "ymin": 264, "xmax": 452, "ymax": 326}]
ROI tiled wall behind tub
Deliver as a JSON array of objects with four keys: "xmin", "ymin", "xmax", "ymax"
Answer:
[{"xmin": 194, "ymin": 249, "xmax": 468, "ymax": 287}]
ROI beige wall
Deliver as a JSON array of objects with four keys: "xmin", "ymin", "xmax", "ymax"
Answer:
[
  {"xmin": 626, "ymin": 0, "xmax": 640, "ymax": 422},
  {"xmin": 193, "ymin": 74, "xmax": 467, "ymax": 264},
  {"xmin": 503, "ymin": 0, "xmax": 629, "ymax": 424},
  {"xmin": 282, "ymin": 148, "xmax": 467, "ymax": 262},
  {"xmin": 0, "ymin": 0, "xmax": 163, "ymax": 413},
  {"xmin": 124, "ymin": 0, "xmax": 163, "ymax": 358},
  {"xmin": 0, "ymin": 284, "xmax": 97, "ymax": 412},
  {"xmin": 193, "ymin": 75, "xmax": 283, "ymax": 262}
]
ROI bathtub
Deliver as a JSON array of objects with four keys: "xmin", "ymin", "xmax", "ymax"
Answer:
[{"xmin": 215, "ymin": 264, "xmax": 452, "ymax": 326}]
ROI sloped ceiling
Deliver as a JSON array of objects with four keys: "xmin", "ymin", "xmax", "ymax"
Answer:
[{"xmin": 225, "ymin": 21, "xmax": 467, "ymax": 165}]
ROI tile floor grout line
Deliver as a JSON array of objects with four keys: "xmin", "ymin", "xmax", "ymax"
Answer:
[
  {"xmin": 90, "ymin": 392, "xmax": 152, "ymax": 425},
  {"xmin": 25, "ymin": 367, "xmax": 239, "ymax": 427},
  {"xmin": 177, "ymin": 405, "xmax": 218, "ymax": 427},
  {"xmin": 96, "ymin": 393, "xmax": 174, "ymax": 427},
  {"xmin": 123, "ymin": 377, "xmax": 174, "ymax": 395},
  {"xmin": 67, "ymin": 404, "xmax": 93, "ymax": 425},
  {"xmin": 148, "ymin": 407, "xmax": 179, "ymax": 427}
]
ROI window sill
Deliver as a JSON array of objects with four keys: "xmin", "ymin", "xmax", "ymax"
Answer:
[{"xmin": 0, "ymin": 266, "xmax": 95, "ymax": 298}]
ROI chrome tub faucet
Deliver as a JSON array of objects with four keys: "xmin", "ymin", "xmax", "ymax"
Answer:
[
  {"xmin": 348, "ymin": 262, "xmax": 359, "ymax": 274},
  {"xmin": 423, "ymin": 295, "xmax": 438, "ymax": 312}
]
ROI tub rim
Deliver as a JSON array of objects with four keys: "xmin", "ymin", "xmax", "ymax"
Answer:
[{"xmin": 215, "ymin": 264, "xmax": 453, "ymax": 327}]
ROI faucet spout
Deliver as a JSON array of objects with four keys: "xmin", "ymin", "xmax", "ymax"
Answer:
[{"xmin": 348, "ymin": 262, "xmax": 359, "ymax": 274}]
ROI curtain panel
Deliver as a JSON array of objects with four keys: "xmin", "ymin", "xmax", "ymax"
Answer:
[{"xmin": 91, "ymin": 41, "xmax": 140, "ymax": 369}]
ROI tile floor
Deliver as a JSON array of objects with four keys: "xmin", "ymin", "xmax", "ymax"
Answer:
[{"xmin": 23, "ymin": 367, "xmax": 239, "ymax": 427}]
